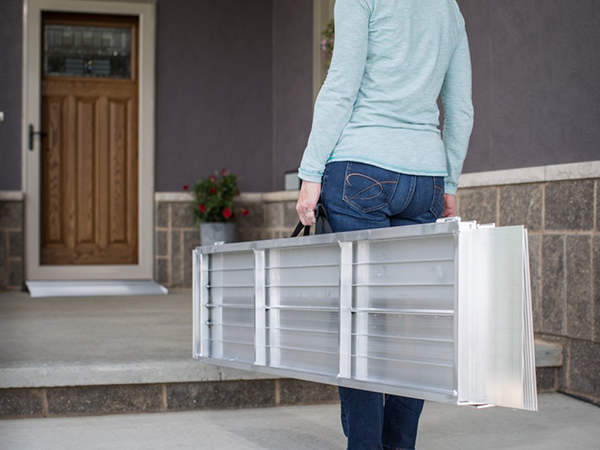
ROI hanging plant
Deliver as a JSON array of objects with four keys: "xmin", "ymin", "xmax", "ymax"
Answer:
[{"xmin": 320, "ymin": 19, "xmax": 335, "ymax": 68}]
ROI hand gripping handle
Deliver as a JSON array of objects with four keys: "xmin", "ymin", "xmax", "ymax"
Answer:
[{"xmin": 289, "ymin": 203, "xmax": 333, "ymax": 238}]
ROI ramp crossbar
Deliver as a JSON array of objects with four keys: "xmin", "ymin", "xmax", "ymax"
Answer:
[{"xmin": 192, "ymin": 219, "xmax": 537, "ymax": 411}]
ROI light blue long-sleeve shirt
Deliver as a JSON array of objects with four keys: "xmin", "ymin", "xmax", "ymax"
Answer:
[{"xmin": 298, "ymin": 0, "xmax": 474, "ymax": 195}]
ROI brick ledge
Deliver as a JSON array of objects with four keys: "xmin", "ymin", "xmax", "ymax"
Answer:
[
  {"xmin": 154, "ymin": 191, "xmax": 299, "ymax": 203},
  {"xmin": 459, "ymin": 160, "xmax": 600, "ymax": 189},
  {"xmin": 152, "ymin": 160, "xmax": 600, "ymax": 202}
]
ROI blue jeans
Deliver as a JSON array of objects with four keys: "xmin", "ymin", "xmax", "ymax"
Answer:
[{"xmin": 320, "ymin": 161, "xmax": 445, "ymax": 450}]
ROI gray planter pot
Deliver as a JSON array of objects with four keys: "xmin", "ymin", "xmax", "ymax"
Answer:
[{"xmin": 199, "ymin": 222, "xmax": 237, "ymax": 246}]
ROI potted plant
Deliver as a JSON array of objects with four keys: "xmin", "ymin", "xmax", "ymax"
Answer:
[{"xmin": 184, "ymin": 168, "xmax": 249, "ymax": 246}]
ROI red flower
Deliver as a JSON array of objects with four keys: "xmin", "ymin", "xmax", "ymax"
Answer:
[
  {"xmin": 182, "ymin": 184, "xmax": 189, "ymax": 191},
  {"xmin": 209, "ymin": 187, "xmax": 217, "ymax": 195},
  {"xmin": 221, "ymin": 167, "xmax": 228, "ymax": 175},
  {"xmin": 209, "ymin": 175, "xmax": 217, "ymax": 182},
  {"xmin": 199, "ymin": 204, "xmax": 206, "ymax": 213},
  {"xmin": 222, "ymin": 207, "xmax": 232, "ymax": 219},
  {"xmin": 242, "ymin": 208, "xmax": 250, "ymax": 217}
]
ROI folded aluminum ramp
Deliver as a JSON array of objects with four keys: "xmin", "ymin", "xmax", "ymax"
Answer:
[{"xmin": 192, "ymin": 218, "xmax": 537, "ymax": 411}]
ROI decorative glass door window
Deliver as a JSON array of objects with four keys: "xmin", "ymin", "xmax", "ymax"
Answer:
[{"xmin": 43, "ymin": 24, "xmax": 131, "ymax": 79}]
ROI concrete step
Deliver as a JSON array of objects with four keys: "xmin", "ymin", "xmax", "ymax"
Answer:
[
  {"xmin": 0, "ymin": 291, "xmax": 337, "ymax": 419},
  {"xmin": 0, "ymin": 341, "xmax": 564, "ymax": 419},
  {"xmin": 0, "ymin": 340, "xmax": 564, "ymax": 390},
  {"xmin": 0, "ymin": 291, "xmax": 565, "ymax": 419}
]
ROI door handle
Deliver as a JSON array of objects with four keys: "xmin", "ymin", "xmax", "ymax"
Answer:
[{"xmin": 29, "ymin": 124, "xmax": 48, "ymax": 151}]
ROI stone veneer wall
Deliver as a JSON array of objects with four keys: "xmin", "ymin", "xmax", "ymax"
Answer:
[
  {"xmin": 457, "ymin": 177, "xmax": 600, "ymax": 405},
  {"xmin": 0, "ymin": 197, "xmax": 24, "ymax": 290},
  {"xmin": 154, "ymin": 199, "xmax": 201, "ymax": 289},
  {"xmin": 155, "ymin": 173, "xmax": 600, "ymax": 405},
  {"xmin": 154, "ymin": 191, "xmax": 301, "ymax": 289}
]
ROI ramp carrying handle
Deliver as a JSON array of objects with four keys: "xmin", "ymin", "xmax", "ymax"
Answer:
[{"xmin": 290, "ymin": 203, "xmax": 333, "ymax": 238}]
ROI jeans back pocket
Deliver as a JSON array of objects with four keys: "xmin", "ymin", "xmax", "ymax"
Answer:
[{"xmin": 342, "ymin": 162, "xmax": 400, "ymax": 213}]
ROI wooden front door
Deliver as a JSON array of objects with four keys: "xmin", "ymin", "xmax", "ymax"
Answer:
[{"xmin": 40, "ymin": 12, "xmax": 139, "ymax": 265}]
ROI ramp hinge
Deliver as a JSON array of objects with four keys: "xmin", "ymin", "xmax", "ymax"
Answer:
[{"xmin": 436, "ymin": 216, "xmax": 462, "ymax": 223}]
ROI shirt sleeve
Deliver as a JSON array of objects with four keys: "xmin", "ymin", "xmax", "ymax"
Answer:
[
  {"xmin": 298, "ymin": 0, "xmax": 372, "ymax": 183},
  {"xmin": 440, "ymin": 27, "xmax": 475, "ymax": 196}
]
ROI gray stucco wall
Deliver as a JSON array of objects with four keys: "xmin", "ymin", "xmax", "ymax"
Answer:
[
  {"xmin": 1, "ymin": 1, "xmax": 599, "ymax": 193},
  {"xmin": 458, "ymin": 0, "xmax": 600, "ymax": 174},
  {"xmin": 0, "ymin": 0, "xmax": 23, "ymax": 191},
  {"xmin": 155, "ymin": 0, "xmax": 273, "ymax": 192}
]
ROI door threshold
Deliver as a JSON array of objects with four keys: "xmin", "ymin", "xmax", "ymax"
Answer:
[{"xmin": 26, "ymin": 280, "xmax": 169, "ymax": 298}]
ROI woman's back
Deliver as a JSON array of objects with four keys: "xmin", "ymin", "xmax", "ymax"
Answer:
[
  {"xmin": 299, "ymin": 0, "xmax": 474, "ymax": 196},
  {"xmin": 354, "ymin": 0, "xmax": 465, "ymax": 130}
]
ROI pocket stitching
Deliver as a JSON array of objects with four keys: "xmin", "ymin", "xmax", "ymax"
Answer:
[
  {"xmin": 346, "ymin": 173, "xmax": 397, "ymax": 201},
  {"xmin": 342, "ymin": 162, "xmax": 400, "ymax": 213}
]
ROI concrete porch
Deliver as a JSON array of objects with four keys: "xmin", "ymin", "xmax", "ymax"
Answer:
[
  {"xmin": 0, "ymin": 290, "xmax": 563, "ymax": 418},
  {"xmin": 0, "ymin": 290, "xmax": 337, "ymax": 418}
]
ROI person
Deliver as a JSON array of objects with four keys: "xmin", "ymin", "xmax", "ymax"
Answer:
[{"xmin": 295, "ymin": 0, "xmax": 474, "ymax": 449}]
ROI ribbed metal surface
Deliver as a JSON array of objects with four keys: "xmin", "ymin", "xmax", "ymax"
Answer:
[{"xmin": 193, "ymin": 219, "xmax": 537, "ymax": 411}]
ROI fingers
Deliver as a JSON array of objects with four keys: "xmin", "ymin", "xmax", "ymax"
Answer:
[
  {"xmin": 304, "ymin": 209, "xmax": 316, "ymax": 226},
  {"xmin": 443, "ymin": 204, "xmax": 454, "ymax": 217},
  {"xmin": 296, "ymin": 180, "xmax": 322, "ymax": 226},
  {"xmin": 296, "ymin": 204, "xmax": 316, "ymax": 226},
  {"xmin": 443, "ymin": 193, "xmax": 456, "ymax": 218}
]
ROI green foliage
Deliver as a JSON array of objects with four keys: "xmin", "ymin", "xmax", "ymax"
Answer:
[
  {"xmin": 321, "ymin": 19, "xmax": 335, "ymax": 68},
  {"xmin": 186, "ymin": 169, "xmax": 240, "ymax": 224}
]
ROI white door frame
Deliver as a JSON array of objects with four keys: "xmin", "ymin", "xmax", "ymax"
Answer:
[{"xmin": 22, "ymin": 0, "xmax": 156, "ymax": 281}]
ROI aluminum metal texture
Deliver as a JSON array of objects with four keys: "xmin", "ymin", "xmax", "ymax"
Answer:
[{"xmin": 192, "ymin": 218, "xmax": 537, "ymax": 411}]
